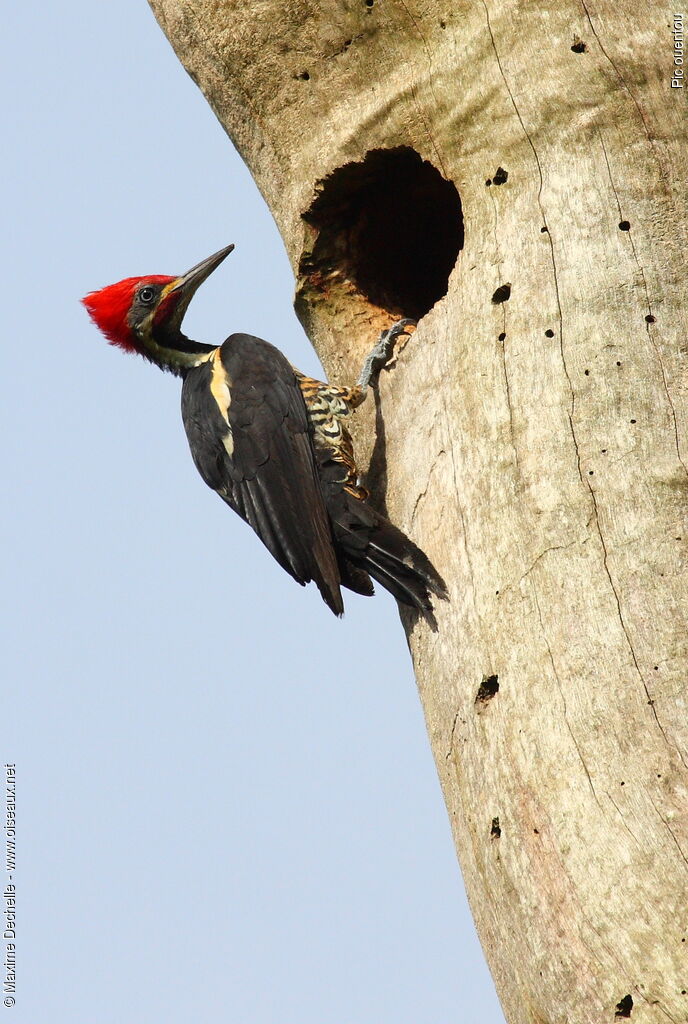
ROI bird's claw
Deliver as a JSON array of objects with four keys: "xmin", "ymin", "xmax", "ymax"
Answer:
[{"xmin": 359, "ymin": 318, "xmax": 417, "ymax": 390}]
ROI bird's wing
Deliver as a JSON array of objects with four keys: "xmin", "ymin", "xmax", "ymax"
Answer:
[{"xmin": 181, "ymin": 333, "xmax": 343, "ymax": 614}]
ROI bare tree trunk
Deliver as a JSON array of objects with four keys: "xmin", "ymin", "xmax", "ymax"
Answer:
[{"xmin": 147, "ymin": 1, "xmax": 688, "ymax": 1020}]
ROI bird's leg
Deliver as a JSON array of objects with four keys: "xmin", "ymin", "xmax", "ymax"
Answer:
[{"xmin": 355, "ymin": 319, "xmax": 417, "ymax": 399}]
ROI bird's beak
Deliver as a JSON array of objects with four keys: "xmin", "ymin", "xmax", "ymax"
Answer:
[
  {"xmin": 168, "ymin": 243, "xmax": 235, "ymax": 301},
  {"xmin": 156, "ymin": 244, "xmax": 235, "ymax": 331}
]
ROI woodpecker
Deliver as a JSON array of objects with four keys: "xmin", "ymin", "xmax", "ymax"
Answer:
[{"xmin": 83, "ymin": 244, "xmax": 447, "ymax": 616}]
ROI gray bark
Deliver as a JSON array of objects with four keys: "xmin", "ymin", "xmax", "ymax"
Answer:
[{"xmin": 147, "ymin": 1, "xmax": 688, "ymax": 1020}]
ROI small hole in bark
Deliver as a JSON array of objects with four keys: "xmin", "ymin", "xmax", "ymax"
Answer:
[
  {"xmin": 498, "ymin": 331, "xmax": 506, "ymax": 341},
  {"xmin": 645, "ymin": 314, "xmax": 656, "ymax": 323},
  {"xmin": 545, "ymin": 329, "xmax": 554, "ymax": 337},
  {"xmin": 571, "ymin": 38, "xmax": 587, "ymax": 52},
  {"xmin": 616, "ymin": 360, "xmax": 622, "ymax": 366},
  {"xmin": 296, "ymin": 70, "xmax": 310, "ymax": 80},
  {"xmin": 476, "ymin": 674, "xmax": 499, "ymax": 704},
  {"xmin": 365, "ymin": 0, "xmax": 374, "ymax": 7},
  {"xmin": 620, "ymin": 781, "xmax": 625, "ymax": 785},
  {"xmin": 618, "ymin": 220, "xmax": 631, "ymax": 231},
  {"xmin": 485, "ymin": 178, "xmax": 492, "ymax": 186},
  {"xmin": 602, "ymin": 449, "xmax": 607, "ymax": 453},
  {"xmin": 584, "ymin": 369, "xmax": 590, "ymax": 375},
  {"xmin": 439, "ymin": 19, "xmax": 446, "ymax": 28},
  {"xmin": 490, "ymin": 817, "xmax": 501, "ymax": 839},
  {"xmin": 300, "ymin": 147, "xmax": 463, "ymax": 320},
  {"xmin": 493, "ymin": 166, "xmax": 509, "ymax": 185},
  {"xmin": 533, "ymin": 828, "xmax": 539, "ymax": 834},
  {"xmin": 589, "ymin": 470, "xmax": 594, "ymax": 475},
  {"xmin": 541, "ymin": 226, "xmax": 548, "ymax": 232},
  {"xmin": 492, "ymin": 283, "xmax": 511, "ymax": 304},
  {"xmin": 630, "ymin": 418, "xmax": 636, "ymax": 424},
  {"xmin": 615, "ymin": 994, "xmax": 633, "ymax": 1018}
]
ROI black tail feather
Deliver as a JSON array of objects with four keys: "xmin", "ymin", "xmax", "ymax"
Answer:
[
  {"xmin": 327, "ymin": 489, "xmax": 448, "ymax": 611},
  {"xmin": 337, "ymin": 556, "xmax": 376, "ymax": 597},
  {"xmin": 364, "ymin": 555, "xmax": 435, "ymax": 611},
  {"xmin": 367, "ymin": 530, "xmax": 448, "ymax": 600}
]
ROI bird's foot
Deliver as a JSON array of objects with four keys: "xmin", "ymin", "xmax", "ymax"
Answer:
[{"xmin": 356, "ymin": 319, "xmax": 417, "ymax": 392}]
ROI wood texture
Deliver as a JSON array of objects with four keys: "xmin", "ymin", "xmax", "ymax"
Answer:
[{"xmin": 147, "ymin": 1, "xmax": 688, "ymax": 1019}]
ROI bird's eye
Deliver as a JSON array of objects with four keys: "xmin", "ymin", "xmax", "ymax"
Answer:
[{"xmin": 138, "ymin": 286, "xmax": 155, "ymax": 304}]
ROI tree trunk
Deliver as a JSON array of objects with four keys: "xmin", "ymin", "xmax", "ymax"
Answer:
[{"xmin": 146, "ymin": 1, "xmax": 688, "ymax": 1020}]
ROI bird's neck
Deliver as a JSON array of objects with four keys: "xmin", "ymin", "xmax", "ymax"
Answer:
[{"xmin": 139, "ymin": 323, "xmax": 216, "ymax": 376}]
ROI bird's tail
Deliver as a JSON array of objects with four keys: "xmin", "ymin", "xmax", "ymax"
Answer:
[{"xmin": 328, "ymin": 489, "xmax": 448, "ymax": 612}]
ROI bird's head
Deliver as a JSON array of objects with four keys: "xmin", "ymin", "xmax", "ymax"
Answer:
[{"xmin": 82, "ymin": 244, "xmax": 234, "ymax": 374}]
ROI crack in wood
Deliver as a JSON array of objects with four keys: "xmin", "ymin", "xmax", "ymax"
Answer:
[
  {"xmin": 410, "ymin": 448, "xmax": 445, "ymax": 526},
  {"xmin": 391, "ymin": 0, "xmax": 448, "ymax": 170},
  {"xmin": 323, "ymin": 33, "xmax": 364, "ymax": 61},
  {"xmin": 441, "ymin": 391, "xmax": 478, "ymax": 615},
  {"xmin": 531, "ymin": 582, "xmax": 602, "ymax": 808},
  {"xmin": 480, "ymin": 0, "xmax": 583, "ymax": 487},
  {"xmin": 388, "ymin": 0, "xmax": 447, "ymax": 175},
  {"xmin": 598, "ymin": 132, "xmax": 688, "ymax": 481},
  {"xmin": 647, "ymin": 792, "xmax": 688, "ymax": 871},
  {"xmin": 579, "ymin": 0, "xmax": 658, "ymax": 157},
  {"xmin": 603, "ymin": 790, "xmax": 643, "ymax": 848},
  {"xmin": 517, "ymin": 538, "xmax": 580, "ymax": 586},
  {"xmin": 584, "ymin": 478, "xmax": 688, "ymax": 772},
  {"xmin": 445, "ymin": 706, "xmax": 462, "ymax": 761},
  {"xmin": 487, "ymin": 184, "xmax": 520, "ymax": 472}
]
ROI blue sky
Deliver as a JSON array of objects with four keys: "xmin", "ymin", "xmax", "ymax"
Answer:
[{"xmin": 3, "ymin": 3, "xmax": 504, "ymax": 1021}]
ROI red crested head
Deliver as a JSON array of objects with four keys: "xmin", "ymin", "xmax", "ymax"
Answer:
[
  {"xmin": 81, "ymin": 245, "xmax": 235, "ymax": 373},
  {"xmin": 81, "ymin": 276, "xmax": 176, "ymax": 353}
]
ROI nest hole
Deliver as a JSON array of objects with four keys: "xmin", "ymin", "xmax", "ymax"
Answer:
[
  {"xmin": 476, "ymin": 674, "xmax": 500, "ymax": 704},
  {"xmin": 615, "ymin": 994, "xmax": 633, "ymax": 1018},
  {"xmin": 300, "ymin": 147, "xmax": 463, "ymax": 321}
]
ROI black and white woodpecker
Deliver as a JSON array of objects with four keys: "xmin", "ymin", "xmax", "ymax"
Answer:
[{"xmin": 83, "ymin": 244, "xmax": 447, "ymax": 616}]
